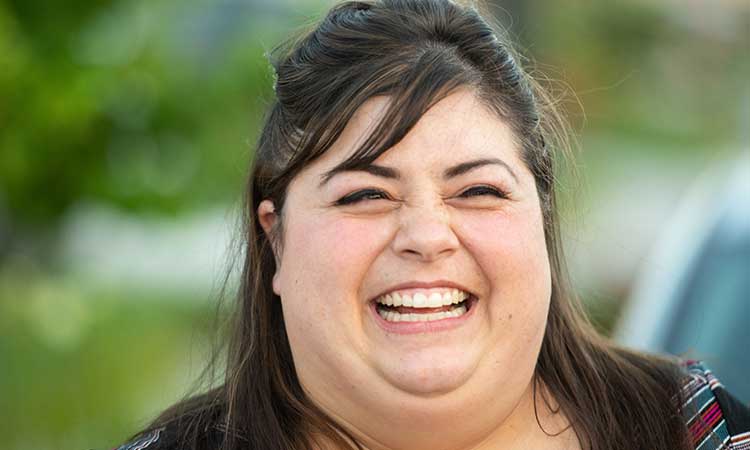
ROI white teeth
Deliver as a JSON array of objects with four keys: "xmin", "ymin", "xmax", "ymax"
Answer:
[
  {"xmin": 375, "ymin": 289, "xmax": 470, "ymax": 308},
  {"xmin": 427, "ymin": 293, "xmax": 443, "ymax": 307},
  {"xmin": 377, "ymin": 305, "xmax": 468, "ymax": 322}
]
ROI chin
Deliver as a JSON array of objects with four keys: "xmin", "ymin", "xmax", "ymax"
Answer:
[{"xmin": 377, "ymin": 348, "xmax": 480, "ymax": 397}]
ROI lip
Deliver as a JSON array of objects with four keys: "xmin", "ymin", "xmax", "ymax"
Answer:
[
  {"xmin": 369, "ymin": 280, "xmax": 476, "ymax": 303},
  {"xmin": 369, "ymin": 294, "xmax": 478, "ymax": 335}
]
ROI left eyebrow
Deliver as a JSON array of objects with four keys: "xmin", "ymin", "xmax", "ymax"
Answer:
[
  {"xmin": 319, "ymin": 157, "xmax": 518, "ymax": 187},
  {"xmin": 443, "ymin": 158, "xmax": 518, "ymax": 183}
]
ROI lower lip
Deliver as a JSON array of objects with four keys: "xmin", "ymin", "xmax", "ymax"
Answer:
[{"xmin": 369, "ymin": 297, "xmax": 478, "ymax": 335}]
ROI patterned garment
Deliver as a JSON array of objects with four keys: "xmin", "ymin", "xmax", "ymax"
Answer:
[
  {"xmin": 681, "ymin": 361, "xmax": 750, "ymax": 450},
  {"xmin": 113, "ymin": 361, "xmax": 750, "ymax": 450},
  {"xmin": 114, "ymin": 427, "xmax": 163, "ymax": 450}
]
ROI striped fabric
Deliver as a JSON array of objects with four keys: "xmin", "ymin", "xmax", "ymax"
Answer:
[
  {"xmin": 733, "ymin": 433, "xmax": 750, "ymax": 450},
  {"xmin": 681, "ymin": 361, "xmax": 750, "ymax": 450},
  {"xmin": 113, "ymin": 428, "xmax": 163, "ymax": 450}
]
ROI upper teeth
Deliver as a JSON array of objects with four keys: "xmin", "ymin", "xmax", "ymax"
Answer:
[{"xmin": 375, "ymin": 289, "xmax": 469, "ymax": 308}]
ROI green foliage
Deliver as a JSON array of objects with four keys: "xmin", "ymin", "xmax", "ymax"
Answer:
[
  {"xmin": 0, "ymin": 0, "xmax": 278, "ymax": 229},
  {"xmin": 528, "ymin": 1, "xmax": 748, "ymax": 148}
]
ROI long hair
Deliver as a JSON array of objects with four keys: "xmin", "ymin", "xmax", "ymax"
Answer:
[{"xmin": 141, "ymin": 1, "xmax": 692, "ymax": 449}]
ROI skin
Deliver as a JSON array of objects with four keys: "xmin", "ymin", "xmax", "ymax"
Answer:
[{"xmin": 258, "ymin": 89, "xmax": 580, "ymax": 450}]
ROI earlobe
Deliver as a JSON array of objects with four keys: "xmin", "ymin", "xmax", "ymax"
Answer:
[{"xmin": 272, "ymin": 272, "xmax": 281, "ymax": 296}]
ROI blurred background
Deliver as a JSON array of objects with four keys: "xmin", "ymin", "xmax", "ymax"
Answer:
[{"xmin": 0, "ymin": 0, "xmax": 747, "ymax": 448}]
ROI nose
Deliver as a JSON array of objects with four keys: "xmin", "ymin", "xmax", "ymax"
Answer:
[{"xmin": 391, "ymin": 201, "xmax": 460, "ymax": 262}]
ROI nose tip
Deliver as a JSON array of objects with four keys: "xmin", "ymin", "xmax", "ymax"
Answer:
[{"xmin": 391, "ymin": 204, "xmax": 459, "ymax": 262}]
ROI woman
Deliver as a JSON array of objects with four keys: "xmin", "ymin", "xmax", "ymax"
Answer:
[{"xmin": 116, "ymin": 1, "xmax": 750, "ymax": 449}]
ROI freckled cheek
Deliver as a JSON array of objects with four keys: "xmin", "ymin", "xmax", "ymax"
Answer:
[
  {"xmin": 321, "ymin": 217, "xmax": 390, "ymax": 267},
  {"xmin": 283, "ymin": 215, "xmax": 392, "ymax": 300}
]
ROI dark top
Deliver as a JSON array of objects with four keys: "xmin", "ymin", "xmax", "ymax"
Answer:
[{"xmin": 114, "ymin": 361, "xmax": 750, "ymax": 450}]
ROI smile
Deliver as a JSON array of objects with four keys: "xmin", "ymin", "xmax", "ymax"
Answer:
[{"xmin": 374, "ymin": 289, "xmax": 472, "ymax": 323}]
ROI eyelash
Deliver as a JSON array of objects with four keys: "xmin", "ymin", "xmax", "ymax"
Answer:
[
  {"xmin": 335, "ymin": 189, "xmax": 391, "ymax": 205},
  {"xmin": 334, "ymin": 185, "xmax": 508, "ymax": 205},
  {"xmin": 458, "ymin": 185, "xmax": 509, "ymax": 199}
]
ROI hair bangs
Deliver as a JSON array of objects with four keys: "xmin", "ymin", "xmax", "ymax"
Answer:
[{"xmin": 319, "ymin": 45, "xmax": 482, "ymax": 179}]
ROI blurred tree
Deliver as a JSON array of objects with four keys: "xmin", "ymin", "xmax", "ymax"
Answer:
[
  {"xmin": 528, "ymin": 0, "xmax": 748, "ymax": 149},
  {"xmin": 0, "ymin": 0, "xmax": 284, "ymax": 262}
]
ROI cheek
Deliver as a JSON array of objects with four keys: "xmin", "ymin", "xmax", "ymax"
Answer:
[
  {"xmin": 456, "ymin": 206, "xmax": 552, "ymax": 380},
  {"xmin": 456, "ymin": 205, "xmax": 551, "ymax": 309},
  {"xmin": 278, "ymin": 213, "xmax": 395, "ymax": 380},
  {"xmin": 279, "ymin": 214, "xmax": 393, "ymax": 314},
  {"xmin": 460, "ymin": 204, "xmax": 548, "ymax": 262}
]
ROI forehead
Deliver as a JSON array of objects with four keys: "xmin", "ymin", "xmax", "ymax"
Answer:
[{"xmin": 309, "ymin": 89, "xmax": 524, "ymax": 176}]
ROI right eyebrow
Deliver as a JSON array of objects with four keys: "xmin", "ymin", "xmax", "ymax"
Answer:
[{"xmin": 319, "ymin": 163, "xmax": 401, "ymax": 187}]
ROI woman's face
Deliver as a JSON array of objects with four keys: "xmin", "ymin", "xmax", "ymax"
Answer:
[{"xmin": 259, "ymin": 89, "xmax": 552, "ymax": 449}]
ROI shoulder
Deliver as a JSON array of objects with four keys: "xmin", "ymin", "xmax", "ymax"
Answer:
[
  {"xmin": 113, "ymin": 390, "xmax": 230, "ymax": 450},
  {"xmin": 680, "ymin": 360, "xmax": 750, "ymax": 450},
  {"xmin": 112, "ymin": 420, "xmax": 225, "ymax": 450},
  {"xmin": 113, "ymin": 424, "xmax": 230, "ymax": 450}
]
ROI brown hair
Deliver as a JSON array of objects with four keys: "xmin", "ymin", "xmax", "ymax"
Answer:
[{"xmin": 141, "ymin": 1, "xmax": 692, "ymax": 449}]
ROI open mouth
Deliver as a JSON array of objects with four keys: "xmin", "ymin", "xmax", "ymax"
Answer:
[{"xmin": 373, "ymin": 289, "xmax": 475, "ymax": 323}]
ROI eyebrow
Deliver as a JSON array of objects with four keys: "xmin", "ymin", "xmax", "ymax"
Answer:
[{"xmin": 319, "ymin": 157, "xmax": 518, "ymax": 187}]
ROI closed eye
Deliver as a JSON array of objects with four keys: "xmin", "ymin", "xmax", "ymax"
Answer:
[
  {"xmin": 335, "ymin": 189, "xmax": 391, "ymax": 205},
  {"xmin": 458, "ymin": 185, "xmax": 509, "ymax": 199}
]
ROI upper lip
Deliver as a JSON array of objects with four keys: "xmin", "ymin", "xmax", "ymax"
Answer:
[{"xmin": 370, "ymin": 280, "xmax": 476, "ymax": 302}]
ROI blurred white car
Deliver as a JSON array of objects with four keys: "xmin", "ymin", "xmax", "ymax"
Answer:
[{"xmin": 615, "ymin": 153, "xmax": 750, "ymax": 403}]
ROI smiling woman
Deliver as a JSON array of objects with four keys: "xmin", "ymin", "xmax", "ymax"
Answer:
[{"xmin": 114, "ymin": 1, "xmax": 749, "ymax": 450}]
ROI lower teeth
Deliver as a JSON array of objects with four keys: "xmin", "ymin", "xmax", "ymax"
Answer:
[{"xmin": 377, "ymin": 304, "xmax": 468, "ymax": 322}]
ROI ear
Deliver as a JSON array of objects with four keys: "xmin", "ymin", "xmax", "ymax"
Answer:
[
  {"xmin": 257, "ymin": 199, "xmax": 282, "ymax": 296},
  {"xmin": 257, "ymin": 199, "xmax": 277, "ymax": 236}
]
